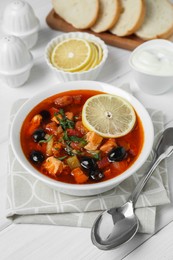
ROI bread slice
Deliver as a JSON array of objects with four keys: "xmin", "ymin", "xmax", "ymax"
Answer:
[
  {"xmin": 110, "ymin": 0, "xmax": 145, "ymax": 37},
  {"xmin": 52, "ymin": 0, "xmax": 99, "ymax": 29},
  {"xmin": 136, "ymin": 0, "xmax": 173, "ymax": 40},
  {"xmin": 91, "ymin": 0, "xmax": 121, "ymax": 33}
]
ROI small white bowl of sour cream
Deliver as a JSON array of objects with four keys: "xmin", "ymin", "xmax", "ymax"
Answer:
[{"xmin": 129, "ymin": 39, "xmax": 173, "ymax": 95}]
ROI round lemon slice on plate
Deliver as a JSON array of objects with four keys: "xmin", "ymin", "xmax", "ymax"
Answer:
[
  {"xmin": 82, "ymin": 94, "xmax": 136, "ymax": 138},
  {"xmin": 51, "ymin": 38, "xmax": 92, "ymax": 72}
]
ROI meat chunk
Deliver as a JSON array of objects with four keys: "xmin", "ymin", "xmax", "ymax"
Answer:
[
  {"xmin": 28, "ymin": 114, "xmax": 42, "ymax": 134},
  {"xmin": 97, "ymin": 156, "xmax": 110, "ymax": 169},
  {"xmin": 54, "ymin": 96, "xmax": 73, "ymax": 107},
  {"xmin": 75, "ymin": 121, "xmax": 88, "ymax": 135},
  {"xmin": 42, "ymin": 156, "xmax": 63, "ymax": 176},
  {"xmin": 100, "ymin": 139, "xmax": 117, "ymax": 153},
  {"xmin": 73, "ymin": 95, "xmax": 82, "ymax": 105},
  {"xmin": 45, "ymin": 122, "xmax": 63, "ymax": 136},
  {"xmin": 84, "ymin": 131, "xmax": 103, "ymax": 151}
]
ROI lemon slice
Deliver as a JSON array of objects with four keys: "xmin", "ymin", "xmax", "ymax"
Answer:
[
  {"xmin": 89, "ymin": 43, "xmax": 100, "ymax": 68},
  {"xmin": 80, "ymin": 43, "xmax": 99, "ymax": 71},
  {"xmin": 92, "ymin": 41, "xmax": 103, "ymax": 63},
  {"xmin": 51, "ymin": 38, "xmax": 91, "ymax": 72},
  {"xmin": 77, "ymin": 43, "xmax": 95, "ymax": 72},
  {"xmin": 82, "ymin": 94, "xmax": 136, "ymax": 138}
]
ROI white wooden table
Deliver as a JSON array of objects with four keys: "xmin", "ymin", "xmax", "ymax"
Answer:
[{"xmin": 1, "ymin": 1, "xmax": 173, "ymax": 259}]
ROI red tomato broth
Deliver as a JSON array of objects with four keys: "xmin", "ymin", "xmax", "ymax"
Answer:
[{"xmin": 20, "ymin": 89, "xmax": 144, "ymax": 184}]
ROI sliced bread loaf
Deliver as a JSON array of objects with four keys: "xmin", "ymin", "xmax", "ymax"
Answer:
[
  {"xmin": 52, "ymin": 0, "xmax": 99, "ymax": 29},
  {"xmin": 110, "ymin": 0, "xmax": 145, "ymax": 37},
  {"xmin": 91, "ymin": 0, "xmax": 121, "ymax": 33},
  {"xmin": 136, "ymin": 0, "xmax": 173, "ymax": 40}
]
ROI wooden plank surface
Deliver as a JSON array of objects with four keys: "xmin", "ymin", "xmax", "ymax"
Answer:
[{"xmin": 46, "ymin": 9, "xmax": 144, "ymax": 51}]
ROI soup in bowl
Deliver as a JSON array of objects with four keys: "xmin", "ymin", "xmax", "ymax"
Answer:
[{"xmin": 10, "ymin": 81, "xmax": 154, "ymax": 196}]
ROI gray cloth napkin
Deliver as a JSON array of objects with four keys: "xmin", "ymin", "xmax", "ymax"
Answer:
[{"xmin": 6, "ymin": 99, "xmax": 170, "ymax": 234}]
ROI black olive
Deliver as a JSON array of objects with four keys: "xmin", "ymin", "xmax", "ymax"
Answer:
[
  {"xmin": 39, "ymin": 110, "xmax": 51, "ymax": 121},
  {"xmin": 108, "ymin": 146, "xmax": 126, "ymax": 162},
  {"xmin": 32, "ymin": 129, "xmax": 46, "ymax": 142},
  {"xmin": 80, "ymin": 156, "xmax": 97, "ymax": 170},
  {"xmin": 90, "ymin": 169, "xmax": 104, "ymax": 181},
  {"xmin": 30, "ymin": 150, "xmax": 44, "ymax": 164}
]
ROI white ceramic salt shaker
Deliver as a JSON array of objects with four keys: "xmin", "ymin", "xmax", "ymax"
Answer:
[
  {"xmin": 0, "ymin": 35, "xmax": 33, "ymax": 87},
  {"xmin": 2, "ymin": 0, "xmax": 40, "ymax": 49}
]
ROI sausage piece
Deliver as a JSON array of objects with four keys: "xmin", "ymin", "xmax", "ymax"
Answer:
[{"xmin": 54, "ymin": 96, "xmax": 73, "ymax": 107}]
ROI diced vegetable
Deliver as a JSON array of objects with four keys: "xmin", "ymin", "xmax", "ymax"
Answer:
[
  {"xmin": 51, "ymin": 114, "xmax": 62, "ymax": 124},
  {"xmin": 71, "ymin": 167, "xmax": 89, "ymax": 184},
  {"xmin": 46, "ymin": 135, "xmax": 54, "ymax": 156},
  {"xmin": 52, "ymin": 142, "xmax": 63, "ymax": 157},
  {"xmin": 65, "ymin": 112, "xmax": 74, "ymax": 120},
  {"xmin": 67, "ymin": 155, "xmax": 81, "ymax": 170}
]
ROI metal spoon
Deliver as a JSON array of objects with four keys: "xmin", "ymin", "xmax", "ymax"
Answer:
[{"xmin": 91, "ymin": 128, "xmax": 173, "ymax": 250}]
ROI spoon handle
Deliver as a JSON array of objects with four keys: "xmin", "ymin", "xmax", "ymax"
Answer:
[{"xmin": 130, "ymin": 145, "xmax": 173, "ymax": 205}]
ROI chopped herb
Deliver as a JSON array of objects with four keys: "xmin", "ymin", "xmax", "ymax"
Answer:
[
  {"xmin": 66, "ymin": 119, "xmax": 75, "ymax": 129},
  {"xmin": 39, "ymin": 135, "xmax": 53, "ymax": 143},
  {"xmin": 74, "ymin": 150, "xmax": 82, "ymax": 155},
  {"xmin": 63, "ymin": 131, "xmax": 69, "ymax": 141},
  {"xmin": 92, "ymin": 152, "xmax": 101, "ymax": 160},
  {"xmin": 55, "ymin": 109, "xmax": 75, "ymax": 130},
  {"xmin": 58, "ymin": 108, "xmax": 65, "ymax": 116},
  {"xmin": 69, "ymin": 136, "xmax": 87, "ymax": 145},
  {"xmin": 56, "ymin": 155, "xmax": 68, "ymax": 161}
]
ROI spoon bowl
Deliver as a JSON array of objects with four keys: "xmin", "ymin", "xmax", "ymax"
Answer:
[
  {"xmin": 91, "ymin": 201, "xmax": 138, "ymax": 250},
  {"xmin": 91, "ymin": 128, "xmax": 173, "ymax": 250}
]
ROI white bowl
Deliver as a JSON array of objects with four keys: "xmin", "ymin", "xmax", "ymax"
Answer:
[
  {"xmin": 45, "ymin": 32, "xmax": 108, "ymax": 82},
  {"xmin": 10, "ymin": 81, "xmax": 154, "ymax": 196},
  {"xmin": 0, "ymin": 35, "xmax": 33, "ymax": 87},
  {"xmin": 129, "ymin": 39, "xmax": 173, "ymax": 95},
  {"xmin": 2, "ymin": 0, "xmax": 40, "ymax": 49}
]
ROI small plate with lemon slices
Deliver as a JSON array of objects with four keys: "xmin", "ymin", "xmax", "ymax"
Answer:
[
  {"xmin": 10, "ymin": 80, "xmax": 154, "ymax": 196},
  {"xmin": 45, "ymin": 32, "xmax": 108, "ymax": 82}
]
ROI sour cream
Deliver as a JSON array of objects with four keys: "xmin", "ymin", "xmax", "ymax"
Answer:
[{"xmin": 131, "ymin": 46, "xmax": 173, "ymax": 76}]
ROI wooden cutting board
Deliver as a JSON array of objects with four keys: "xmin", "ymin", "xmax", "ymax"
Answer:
[{"xmin": 46, "ymin": 9, "xmax": 144, "ymax": 51}]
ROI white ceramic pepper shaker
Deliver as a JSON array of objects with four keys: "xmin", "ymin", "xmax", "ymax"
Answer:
[
  {"xmin": 0, "ymin": 35, "xmax": 33, "ymax": 87},
  {"xmin": 2, "ymin": 0, "xmax": 40, "ymax": 49}
]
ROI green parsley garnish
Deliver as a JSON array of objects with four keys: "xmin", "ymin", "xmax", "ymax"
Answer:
[
  {"xmin": 55, "ymin": 109, "xmax": 74, "ymax": 130},
  {"xmin": 39, "ymin": 135, "xmax": 53, "ymax": 143}
]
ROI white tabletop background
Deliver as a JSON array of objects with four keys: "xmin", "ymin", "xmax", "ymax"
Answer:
[{"xmin": 1, "ymin": 0, "xmax": 173, "ymax": 259}]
